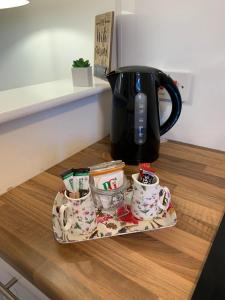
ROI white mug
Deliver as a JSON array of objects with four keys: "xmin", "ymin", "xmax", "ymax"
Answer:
[
  {"xmin": 131, "ymin": 173, "xmax": 171, "ymax": 220},
  {"xmin": 59, "ymin": 190, "xmax": 97, "ymax": 235}
]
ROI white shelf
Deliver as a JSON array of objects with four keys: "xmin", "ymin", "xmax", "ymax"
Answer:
[{"xmin": 0, "ymin": 77, "xmax": 110, "ymax": 125}]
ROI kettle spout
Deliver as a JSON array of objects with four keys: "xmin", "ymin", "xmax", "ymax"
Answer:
[{"xmin": 106, "ymin": 70, "xmax": 118, "ymax": 92}]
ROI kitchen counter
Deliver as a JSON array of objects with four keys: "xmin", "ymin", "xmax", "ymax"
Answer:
[
  {"xmin": 0, "ymin": 77, "xmax": 109, "ymax": 125},
  {"xmin": 0, "ymin": 138, "xmax": 225, "ymax": 299}
]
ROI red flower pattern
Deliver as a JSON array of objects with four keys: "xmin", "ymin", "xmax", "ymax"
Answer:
[
  {"xmin": 96, "ymin": 214, "xmax": 112, "ymax": 224},
  {"xmin": 117, "ymin": 206, "xmax": 139, "ymax": 224},
  {"xmin": 167, "ymin": 202, "xmax": 173, "ymax": 211}
]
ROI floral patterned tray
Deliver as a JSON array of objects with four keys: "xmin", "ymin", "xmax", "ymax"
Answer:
[{"xmin": 52, "ymin": 191, "xmax": 177, "ymax": 244}]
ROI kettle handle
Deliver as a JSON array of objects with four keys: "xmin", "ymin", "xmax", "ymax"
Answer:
[{"xmin": 158, "ymin": 71, "xmax": 182, "ymax": 136}]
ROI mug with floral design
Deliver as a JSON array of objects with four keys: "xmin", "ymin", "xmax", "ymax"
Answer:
[
  {"xmin": 131, "ymin": 173, "xmax": 171, "ymax": 220},
  {"xmin": 59, "ymin": 190, "xmax": 97, "ymax": 235}
]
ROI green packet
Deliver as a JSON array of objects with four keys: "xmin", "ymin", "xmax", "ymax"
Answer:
[
  {"xmin": 60, "ymin": 169, "xmax": 74, "ymax": 192},
  {"xmin": 73, "ymin": 168, "xmax": 90, "ymax": 194},
  {"xmin": 60, "ymin": 168, "xmax": 90, "ymax": 197}
]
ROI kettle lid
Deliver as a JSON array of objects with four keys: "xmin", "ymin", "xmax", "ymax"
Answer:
[{"xmin": 114, "ymin": 65, "xmax": 159, "ymax": 74}]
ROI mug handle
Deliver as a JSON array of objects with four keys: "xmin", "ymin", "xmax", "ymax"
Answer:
[
  {"xmin": 158, "ymin": 186, "xmax": 171, "ymax": 211},
  {"xmin": 59, "ymin": 204, "xmax": 73, "ymax": 231}
]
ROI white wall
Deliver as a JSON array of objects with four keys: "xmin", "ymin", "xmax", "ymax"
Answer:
[
  {"xmin": 117, "ymin": 0, "xmax": 225, "ymax": 151},
  {"xmin": 0, "ymin": 0, "xmax": 115, "ymax": 91},
  {"xmin": 0, "ymin": 0, "xmax": 115, "ymax": 195},
  {"xmin": 0, "ymin": 92, "xmax": 111, "ymax": 195}
]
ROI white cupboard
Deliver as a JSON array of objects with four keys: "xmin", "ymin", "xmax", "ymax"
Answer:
[{"xmin": 0, "ymin": 258, "xmax": 50, "ymax": 300}]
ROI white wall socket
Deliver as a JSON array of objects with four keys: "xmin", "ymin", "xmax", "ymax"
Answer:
[{"xmin": 158, "ymin": 71, "xmax": 193, "ymax": 104}]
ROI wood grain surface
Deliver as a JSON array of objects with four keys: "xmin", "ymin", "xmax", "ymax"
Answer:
[{"xmin": 0, "ymin": 138, "xmax": 224, "ymax": 300}]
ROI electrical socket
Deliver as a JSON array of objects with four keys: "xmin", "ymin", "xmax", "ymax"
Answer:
[{"xmin": 158, "ymin": 70, "xmax": 193, "ymax": 104}]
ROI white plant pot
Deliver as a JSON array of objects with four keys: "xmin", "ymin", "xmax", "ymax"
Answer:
[{"xmin": 71, "ymin": 66, "xmax": 93, "ymax": 87}]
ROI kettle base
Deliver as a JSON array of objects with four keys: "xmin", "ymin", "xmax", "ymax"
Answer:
[{"xmin": 111, "ymin": 149, "xmax": 159, "ymax": 165}]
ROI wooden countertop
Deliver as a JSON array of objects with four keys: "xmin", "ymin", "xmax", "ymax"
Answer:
[{"xmin": 0, "ymin": 138, "xmax": 225, "ymax": 300}]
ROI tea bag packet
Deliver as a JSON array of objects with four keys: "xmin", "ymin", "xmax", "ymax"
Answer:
[
  {"xmin": 60, "ymin": 169, "xmax": 74, "ymax": 192},
  {"xmin": 138, "ymin": 163, "xmax": 156, "ymax": 184},
  {"xmin": 60, "ymin": 168, "xmax": 90, "ymax": 199},
  {"xmin": 73, "ymin": 168, "xmax": 90, "ymax": 198},
  {"xmin": 90, "ymin": 161, "xmax": 125, "ymax": 190}
]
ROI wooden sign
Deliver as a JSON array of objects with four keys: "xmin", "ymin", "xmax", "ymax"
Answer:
[{"xmin": 94, "ymin": 11, "xmax": 114, "ymax": 79}]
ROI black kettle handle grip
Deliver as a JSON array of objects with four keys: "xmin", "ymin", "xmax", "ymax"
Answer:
[{"xmin": 158, "ymin": 71, "xmax": 182, "ymax": 136}]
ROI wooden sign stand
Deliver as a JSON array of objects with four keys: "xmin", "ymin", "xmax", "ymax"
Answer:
[{"xmin": 94, "ymin": 11, "xmax": 115, "ymax": 79}]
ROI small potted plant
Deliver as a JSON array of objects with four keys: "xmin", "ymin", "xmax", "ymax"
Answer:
[{"xmin": 71, "ymin": 58, "xmax": 93, "ymax": 87}]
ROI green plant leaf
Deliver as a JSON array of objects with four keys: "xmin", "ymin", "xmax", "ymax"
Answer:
[{"xmin": 72, "ymin": 57, "xmax": 91, "ymax": 68}]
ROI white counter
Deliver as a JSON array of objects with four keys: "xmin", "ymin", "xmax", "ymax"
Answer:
[{"xmin": 0, "ymin": 77, "xmax": 110, "ymax": 125}]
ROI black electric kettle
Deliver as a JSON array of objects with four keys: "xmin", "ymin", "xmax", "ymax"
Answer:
[{"xmin": 106, "ymin": 66, "xmax": 182, "ymax": 164}]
